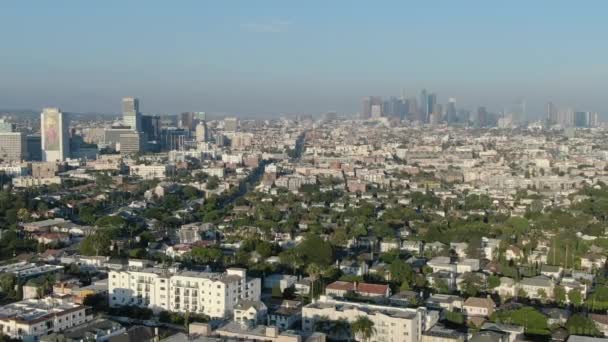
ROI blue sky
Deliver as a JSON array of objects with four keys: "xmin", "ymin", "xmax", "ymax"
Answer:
[{"xmin": 1, "ymin": 1, "xmax": 607, "ymax": 117}]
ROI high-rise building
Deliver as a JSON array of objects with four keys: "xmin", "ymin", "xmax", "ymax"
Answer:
[
  {"xmin": 546, "ymin": 102, "xmax": 558, "ymax": 125},
  {"xmin": 41, "ymin": 108, "xmax": 70, "ymax": 162},
  {"xmin": 446, "ymin": 98, "xmax": 457, "ymax": 124},
  {"xmin": 427, "ymin": 93, "xmax": 437, "ymax": 122},
  {"xmin": 122, "ymin": 97, "xmax": 141, "ymax": 132},
  {"xmin": 361, "ymin": 96, "xmax": 382, "ymax": 119},
  {"xmin": 405, "ymin": 98, "xmax": 418, "ymax": 121},
  {"xmin": 590, "ymin": 112, "xmax": 599, "ymax": 128},
  {"xmin": 195, "ymin": 111, "xmax": 206, "ymax": 121},
  {"xmin": 223, "ymin": 117, "xmax": 238, "ymax": 132},
  {"xmin": 195, "ymin": 121, "xmax": 208, "ymax": 142},
  {"xmin": 0, "ymin": 119, "xmax": 15, "ymax": 133},
  {"xmin": 419, "ymin": 89, "xmax": 429, "ymax": 123},
  {"xmin": 160, "ymin": 128, "xmax": 188, "ymax": 151},
  {"xmin": 141, "ymin": 115, "xmax": 161, "ymax": 141},
  {"xmin": 557, "ymin": 108, "xmax": 574, "ymax": 127},
  {"xmin": 179, "ymin": 112, "xmax": 197, "ymax": 131},
  {"xmin": 371, "ymin": 104, "xmax": 383, "ymax": 118},
  {"xmin": 26, "ymin": 135, "xmax": 42, "ymax": 161},
  {"xmin": 574, "ymin": 111, "xmax": 590, "ymax": 128},
  {"xmin": 119, "ymin": 132, "xmax": 144, "ymax": 155},
  {"xmin": 476, "ymin": 106, "xmax": 488, "ymax": 128},
  {"xmin": 0, "ymin": 132, "xmax": 26, "ymax": 162}
]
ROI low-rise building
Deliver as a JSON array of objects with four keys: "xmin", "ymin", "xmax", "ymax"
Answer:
[
  {"xmin": 303, "ymin": 296, "xmax": 438, "ymax": 342},
  {"xmin": 0, "ymin": 296, "xmax": 90, "ymax": 340}
]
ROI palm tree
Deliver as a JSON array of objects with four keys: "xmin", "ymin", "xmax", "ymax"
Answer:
[
  {"xmin": 307, "ymin": 263, "xmax": 322, "ymax": 300},
  {"xmin": 351, "ymin": 316, "xmax": 376, "ymax": 342},
  {"xmin": 333, "ymin": 319, "xmax": 353, "ymax": 341}
]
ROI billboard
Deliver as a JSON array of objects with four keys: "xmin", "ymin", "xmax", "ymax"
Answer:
[{"xmin": 43, "ymin": 111, "xmax": 60, "ymax": 151}]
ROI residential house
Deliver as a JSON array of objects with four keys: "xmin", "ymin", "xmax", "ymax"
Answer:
[
  {"xmin": 519, "ymin": 276, "xmax": 554, "ymax": 299},
  {"xmin": 463, "ymin": 297, "xmax": 496, "ymax": 317}
]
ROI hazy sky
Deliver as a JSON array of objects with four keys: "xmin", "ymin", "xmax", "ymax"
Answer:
[{"xmin": 1, "ymin": 1, "xmax": 607, "ymax": 118}]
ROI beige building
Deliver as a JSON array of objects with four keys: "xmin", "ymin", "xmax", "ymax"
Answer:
[
  {"xmin": 302, "ymin": 296, "xmax": 438, "ymax": 342},
  {"xmin": 0, "ymin": 132, "xmax": 26, "ymax": 162}
]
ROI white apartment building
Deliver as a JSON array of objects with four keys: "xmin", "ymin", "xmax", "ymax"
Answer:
[
  {"xmin": 302, "ymin": 296, "xmax": 438, "ymax": 342},
  {"xmin": 0, "ymin": 296, "xmax": 89, "ymax": 341},
  {"xmin": 129, "ymin": 164, "xmax": 174, "ymax": 180},
  {"xmin": 109, "ymin": 266, "xmax": 261, "ymax": 318}
]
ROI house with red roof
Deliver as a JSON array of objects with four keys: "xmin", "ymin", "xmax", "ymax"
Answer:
[{"xmin": 325, "ymin": 281, "xmax": 391, "ymax": 298}]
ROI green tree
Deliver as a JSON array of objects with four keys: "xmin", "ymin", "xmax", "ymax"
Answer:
[
  {"xmin": 460, "ymin": 273, "xmax": 483, "ymax": 297},
  {"xmin": 569, "ymin": 289, "xmax": 583, "ymax": 307},
  {"xmin": 554, "ymin": 286, "xmax": 566, "ymax": 305},
  {"xmin": 492, "ymin": 307, "xmax": 549, "ymax": 335},
  {"xmin": 389, "ymin": 259, "xmax": 414, "ymax": 287},
  {"xmin": 307, "ymin": 263, "xmax": 323, "ymax": 299},
  {"xmin": 351, "ymin": 316, "xmax": 376, "ymax": 342},
  {"xmin": 445, "ymin": 311, "xmax": 465, "ymax": 325},
  {"xmin": 296, "ymin": 234, "xmax": 334, "ymax": 266},
  {"xmin": 80, "ymin": 232, "xmax": 112, "ymax": 256},
  {"xmin": 488, "ymin": 275, "xmax": 501, "ymax": 289},
  {"xmin": 566, "ymin": 314, "xmax": 601, "ymax": 336},
  {"xmin": 189, "ymin": 247, "xmax": 223, "ymax": 264},
  {"xmin": 0, "ymin": 274, "xmax": 16, "ymax": 299}
]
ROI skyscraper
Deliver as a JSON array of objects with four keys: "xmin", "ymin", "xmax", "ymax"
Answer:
[
  {"xmin": 195, "ymin": 121, "xmax": 208, "ymax": 142},
  {"xmin": 141, "ymin": 115, "xmax": 161, "ymax": 141},
  {"xmin": 546, "ymin": 102, "xmax": 558, "ymax": 125},
  {"xmin": 122, "ymin": 97, "xmax": 141, "ymax": 132},
  {"xmin": 419, "ymin": 89, "xmax": 428, "ymax": 123},
  {"xmin": 427, "ymin": 93, "xmax": 437, "ymax": 122},
  {"xmin": 589, "ymin": 112, "xmax": 599, "ymax": 127},
  {"xmin": 574, "ymin": 111, "xmax": 590, "ymax": 128},
  {"xmin": 0, "ymin": 119, "xmax": 15, "ymax": 133},
  {"xmin": 361, "ymin": 96, "xmax": 382, "ymax": 119},
  {"xmin": 179, "ymin": 112, "xmax": 197, "ymax": 131},
  {"xmin": 476, "ymin": 107, "xmax": 488, "ymax": 128},
  {"xmin": 446, "ymin": 98, "xmax": 457, "ymax": 124},
  {"xmin": 0, "ymin": 132, "xmax": 26, "ymax": 162},
  {"xmin": 41, "ymin": 108, "xmax": 70, "ymax": 161}
]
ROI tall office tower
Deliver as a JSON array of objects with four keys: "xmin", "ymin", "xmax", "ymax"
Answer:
[
  {"xmin": 476, "ymin": 106, "xmax": 488, "ymax": 128},
  {"xmin": 195, "ymin": 121, "xmax": 208, "ymax": 142},
  {"xmin": 0, "ymin": 132, "xmax": 26, "ymax": 162},
  {"xmin": 361, "ymin": 96, "xmax": 382, "ymax": 119},
  {"xmin": 179, "ymin": 112, "xmax": 197, "ymax": 131},
  {"xmin": 371, "ymin": 104, "xmax": 383, "ymax": 118},
  {"xmin": 223, "ymin": 117, "xmax": 238, "ymax": 131},
  {"xmin": 557, "ymin": 108, "xmax": 574, "ymax": 127},
  {"xmin": 419, "ymin": 89, "xmax": 428, "ymax": 122},
  {"xmin": 160, "ymin": 128, "xmax": 188, "ymax": 151},
  {"xmin": 141, "ymin": 115, "xmax": 161, "ymax": 141},
  {"xmin": 589, "ymin": 112, "xmax": 599, "ymax": 127},
  {"xmin": 361, "ymin": 97, "xmax": 372, "ymax": 119},
  {"xmin": 195, "ymin": 111, "xmax": 206, "ymax": 121},
  {"xmin": 122, "ymin": 97, "xmax": 141, "ymax": 132},
  {"xmin": 406, "ymin": 98, "xmax": 418, "ymax": 121},
  {"xmin": 0, "ymin": 119, "xmax": 15, "ymax": 133},
  {"xmin": 546, "ymin": 102, "xmax": 558, "ymax": 125},
  {"xmin": 26, "ymin": 135, "xmax": 42, "ymax": 161},
  {"xmin": 41, "ymin": 108, "xmax": 70, "ymax": 162},
  {"xmin": 446, "ymin": 98, "xmax": 457, "ymax": 124},
  {"xmin": 383, "ymin": 97, "xmax": 401, "ymax": 118},
  {"xmin": 574, "ymin": 111, "xmax": 590, "ymax": 128},
  {"xmin": 427, "ymin": 93, "xmax": 437, "ymax": 122},
  {"xmin": 119, "ymin": 132, "xmax": 144, "ymax": 155}
]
